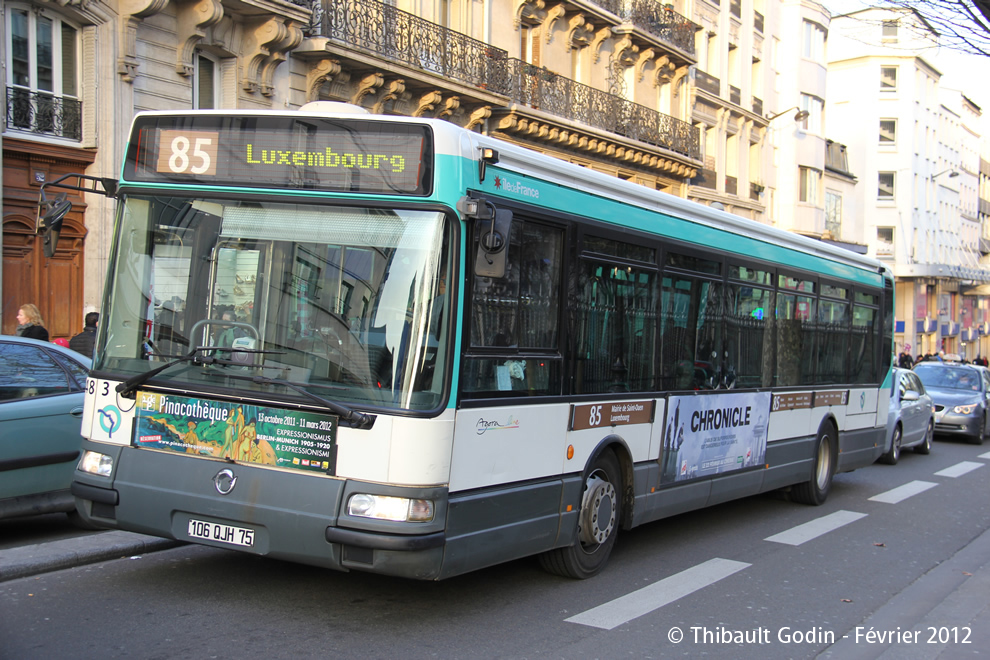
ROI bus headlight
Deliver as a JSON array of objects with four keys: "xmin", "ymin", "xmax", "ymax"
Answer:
[
  {"xmin": 79, "ymin": 450, "xmax": 114, "ymax": 477},
  {"xmin": 953, "ymin": 403, "xmax": 979, "ymax": 415},
  {"xmin": 347, "ymin": 494, "xmax": 434, "ymax": 522}
]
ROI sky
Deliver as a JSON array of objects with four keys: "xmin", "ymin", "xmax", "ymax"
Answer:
[{"xmin": 823, "ymin": 0, "xmax": 990, "ymax": 125}]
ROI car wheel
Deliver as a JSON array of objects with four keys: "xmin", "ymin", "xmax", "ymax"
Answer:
[
  {"xmin": 969, "ymin": 417, "xmax": 986, "ymax": 446},
  {"xmin": 539, "ymin": 449, "xmax": 622, "ymax": 579},
  {"xmin": 914, "ymin": 421, "xmax": 933, "ymax": 455},
  {"xmin": 880, "ymin": 425, "xmax": 901, "ymax": 465},
  {"xmin": 791, "ymin": 423, "xmax": 836, "ymax": 505}
]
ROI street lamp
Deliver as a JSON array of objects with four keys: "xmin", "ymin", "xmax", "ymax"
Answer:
[
  {"xmin": 767, "ymin": 106, "xmax": 811, "ymax": 122},
  {"xmin": 930, "ymin": 168, "xmax": 960, "ymax": 180}
]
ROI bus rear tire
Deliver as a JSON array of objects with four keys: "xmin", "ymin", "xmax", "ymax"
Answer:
[
  {"xmin": 791, "ymin": 424, "xmax": 836, "ymax": 506},
  {"xmin": 539, "ymin": 449, "xmax": 622, "ymax": 579}
]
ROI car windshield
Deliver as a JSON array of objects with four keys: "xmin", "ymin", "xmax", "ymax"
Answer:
[
  {"xmin": 914, "ymin": 366, "xmax": 981, "ymax": 392},
  {"xmin": 96, "ymin": 194, "xmax": 453, "ymax": 412}
]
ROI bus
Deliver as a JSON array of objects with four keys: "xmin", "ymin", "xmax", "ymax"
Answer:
[{"xmin": 41, "ymin": 103, "xmax": 894, "ymax": 580}]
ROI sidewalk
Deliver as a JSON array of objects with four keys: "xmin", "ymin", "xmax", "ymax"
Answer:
[
  {"xmin": 0, "ymin": 531, "xmax": 182, "ymax": 583},
  {"xmin": 819, "ymin": 524, "xmax": 990, "ymax": 659}
]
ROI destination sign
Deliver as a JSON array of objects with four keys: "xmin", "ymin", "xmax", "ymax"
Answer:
[{"xmin": 124, "ymin": 115, "xmax": 433, "ymax": 195}]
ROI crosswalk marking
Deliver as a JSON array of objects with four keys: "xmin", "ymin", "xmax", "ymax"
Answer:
[
  {"xmin": 934, "ymin": 461, "xmax": 984, "ymax": 478},
  {"xmin": 869, "ymin": 480, "xmax": 938, "ymax": 504},
  {"xmin": 764, "ymin": 510, "xmax": 867, "ymax": 546},
  {"xmin": 978, "ymin": 451, "xmax": 990, "ymax": 460},
  {"xmin": 565, "ymin": 558, "xmax": 750, "ymax": 630}
]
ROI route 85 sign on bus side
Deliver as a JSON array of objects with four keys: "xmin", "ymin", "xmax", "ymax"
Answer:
[
  {"xmin": 133, "ymin": 391, "xmax": 338, "ymax": 474},
  {"xmin": 660, "ymin": 391, "xmax": 772, "ymax": 484}
]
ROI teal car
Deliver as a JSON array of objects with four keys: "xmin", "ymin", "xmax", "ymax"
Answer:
[{"xmin": 0, "ymin": 335, "xmax": 90, "ymax": 522}]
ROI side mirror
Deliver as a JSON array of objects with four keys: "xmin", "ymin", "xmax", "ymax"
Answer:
[
  {"xmin": 473, "ymin": 208, "xmax": 513, "ymax": 278},
  {"xmin": 901, "ymin": 390, "xmax": 920, "ymax": 402},
  {"xmin": 39, "ymin": 195, "xmax": 72, "ymax": 258}
]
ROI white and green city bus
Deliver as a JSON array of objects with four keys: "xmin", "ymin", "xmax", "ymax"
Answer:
[{"xmin": 42, "ymin": 103, "xmax": 894, "ymax": 580}]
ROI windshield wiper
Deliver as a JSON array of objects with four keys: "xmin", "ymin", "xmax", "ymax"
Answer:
[
  {"xmin": 251, "ymin": 375, "xmax": 376, "ymax": 430},
  {"xmin": 115, "ymin": 345, "xmax": 284, "ymax": 398}
]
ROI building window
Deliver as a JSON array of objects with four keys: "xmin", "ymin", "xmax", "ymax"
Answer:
[
  {"xmin": 879, "ymin": 119, "xmax": 897, "ymax": 144},
  {"xmin": 194, "ymin": 52, "xmax": 216, "ymax": 109},
  {"xmin": 802, "ymin": 21, "xmax": 826, "ymax": 62},
  {"xmin": 878, "ymin": 172, "xmax": 895, "ymax": 199},
  {"xmin": 825, "ymin": 191, "xmax": 842, "ymax": 237},
  {"xmin": 800, "ymin": 94, "xmax": 823, "ymax": 134},
  {"xmin": 877, "ymin": 227, "xmax": 894, "ymax": 254},
  {"xmin": 799, "ymin": 167, "xmax": 820, "ymax": 204},
  {"xmin": 881, "ymin": 66, "xmax": 897, "ymax": 91},
  {"xmin": 882, "ymin": 20, "xmax": 898, "ymax": 40},
  {"xmin": 5, "ymin": 4, "xmax": 80, "ymax": 139}
]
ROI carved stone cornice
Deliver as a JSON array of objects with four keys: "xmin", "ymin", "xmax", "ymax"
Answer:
[
  {"xmin": 241, "ymin": 18, "xmax": 304, "ymax": 97},
  {"xmin": 567, "ymin": 15, "xmax": 595, "ymax": 51},
  {"xmin": 372, "ymin": 79, "xmax": 407, "ymax": 114},
  {"xmin": 544, "ymin": 4, "xmax": 567, "ymax": 42},
  {"xmin": 174, "ymin": 0, "xmax": 225, "ymax": 76},
  {"xmin": 492, "ymin": 110, "xmax": 698, "ymax": 179},
  {"xmin": 351, "ymin": 73, "xmax": 385, "ymax": 106},
  {"xmin": 516, "ymin": 0, "xmax": 547, "ymax": 28},
  {"xmin": 467, "ymin": 106, "xmax": 492, "ymax": 131},
  {"xmin": 591, "ymin": 27, "xmax": 612, "ymax": 63},
  {"xmin": 635, "ymin": 49, "xmax": 654, "ymax": 82},
  {"xmin": 415, "ymin": 91, "xmax": 444, "ymax": 117},
  {"xmin": 306, "ymin": 59, "xmax": 341, "ymax": 102},
  {"xmin": 118, "ymin": 0, "xmax": 170, "ymax": 82},
  {"xmin": 436, "ymin": 96, "xmax": 461, "ymax": 120}
]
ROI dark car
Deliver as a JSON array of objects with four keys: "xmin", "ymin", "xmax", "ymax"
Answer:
[
  {"xmin": 881, "ymin": 367, "xmax": 934, "ymax": 464},
  {"xmin": 0, "ymin": 335, "xmax": 91, "ymax": 522},
  {"xmin": 913, "ymin": 362, "xmax": 990, "ymax": 445}
]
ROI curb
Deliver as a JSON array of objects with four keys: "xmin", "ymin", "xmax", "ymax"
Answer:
[{"xmin": 0, "ymin": 531, "xmax": 184, "ymax": 583}]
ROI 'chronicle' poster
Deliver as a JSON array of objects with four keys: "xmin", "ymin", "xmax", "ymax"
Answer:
[{"xmin": 660, "ymin": 391, "xmax": 772, "ymax": 483}]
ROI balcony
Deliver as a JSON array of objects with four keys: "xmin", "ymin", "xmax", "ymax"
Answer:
[
  {"xmin": 624, "ymin": 0, "xmax": 697, "ymax": 56},
  {"xmin": 321, "ymin": 0, "xmax": 510, "ymax": 94},
  {"xmin": 4, "ymin": 87, "xmax": 81, "ymax": 141},
  {"xmin": 506, "ymin": 60, "xmax": 701, "ymax": 160}
]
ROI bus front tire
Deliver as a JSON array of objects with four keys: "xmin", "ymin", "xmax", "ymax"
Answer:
[
  {"xmin": 791, "ymin": 424, "xmax": 836, "ymax": 506},
  {"xmin": 539, "ymin": 449, "xmax": 622, "ymax": 579}
]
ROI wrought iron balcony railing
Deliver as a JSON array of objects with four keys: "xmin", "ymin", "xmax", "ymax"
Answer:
[
  {"xmin": 321, "ymin": 0, "xmax": 510, "ymax": 94},
  {"xmin": 625, "ymin": 0, "xmax": 697, "ymax": 55},
  {"xmin": 506, "ymin": 60, "xmax": 701, "ymax": 160},
  {"xmin": 5, "ymin": 87, "xmax": 82, "ymax": 140}
]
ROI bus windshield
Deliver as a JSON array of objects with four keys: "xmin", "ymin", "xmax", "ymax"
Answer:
[{"xmin": 98, "ymin": 195, "xmax": 452, "ymax": 412}]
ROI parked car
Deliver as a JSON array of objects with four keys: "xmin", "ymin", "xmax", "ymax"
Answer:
[
  {"xmin": 913, "ymin": 361, "xmax": 990, "ymax": 445},
  {"xmin": 0, "ymin": 335, "xmax": 91, "ymax": 523},
  {"xmin": 880, "ymin": 367, "xmax": 934, "ymax": 464}
]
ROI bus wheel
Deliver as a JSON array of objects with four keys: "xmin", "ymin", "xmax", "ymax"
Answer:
[
  {"xmin": 791, "ymin": 424, "xmax": 835, "ymax": 505},
  {"xmin": 539, "ymin": 449, "xmax": 622, "ymax": 579}
]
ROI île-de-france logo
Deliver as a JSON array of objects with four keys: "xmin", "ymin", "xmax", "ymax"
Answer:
[
  {"xmin": 476, "ymin": 416, "xmax": 520, "ymax": 435},
  {"xmin": 98, "ymin": 405, "xmax": 123, "ymax": 438}
]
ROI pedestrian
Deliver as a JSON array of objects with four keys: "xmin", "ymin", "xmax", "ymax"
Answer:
[
  {"xmin": 15, "ymin": 303, "xmax": 49, "ymax": 341},
  {"xmin": 69, "ymin": 311, "xmax": 99, "ymax": 357}
]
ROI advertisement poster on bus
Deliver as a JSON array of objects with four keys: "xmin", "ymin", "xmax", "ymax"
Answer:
[
  {"xmin": 132, "ymin": 391, "xmax": 337, "ymax": 474},
  {"xmin": 660, "ymin": 391, "xmax": 772, "ymax": 483}
]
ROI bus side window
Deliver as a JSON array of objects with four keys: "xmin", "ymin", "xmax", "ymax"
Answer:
[{"xmin": 462, "ymin": 220, "xmax": 563, "ymax": 397}]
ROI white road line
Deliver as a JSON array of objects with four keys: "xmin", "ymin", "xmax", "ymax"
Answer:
[
  {"xmin": 978, "ymin": 451, "xmax": 990, "ymax": 460},
  {"xmin": 934, "ymin": 461, "xmax": 984, "ymax": 478},
  {"xmin": 764, "ymin": 510, "xmax": 867, "ymax": 546},
  {"xmin": 869, "ymin": 480, "xmax": 938, "ymax": 504},
  {"xmin": 565, "ymin": 558, "xmax": 750, "ymax": 630}
]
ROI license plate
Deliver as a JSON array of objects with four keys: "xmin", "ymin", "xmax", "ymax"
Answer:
[{"xmin": 187, "ymin": 519, "xmax": 255, "ymax": 547}]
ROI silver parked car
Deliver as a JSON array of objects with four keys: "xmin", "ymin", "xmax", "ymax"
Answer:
[
  {"xmin": 880, "ymin": 367, "xmax": 934, "ymax": 464},
  {"xmin": 913, "ymin": 361, "xmax": 990, "ymax": 445}
]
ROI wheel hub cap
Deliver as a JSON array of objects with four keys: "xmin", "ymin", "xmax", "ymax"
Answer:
[{"xmin": 579, "ymin": 474, "xmax": 616, "ymax": 546}]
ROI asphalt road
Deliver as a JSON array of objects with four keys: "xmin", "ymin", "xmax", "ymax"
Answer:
[{"xmin": 1, "ymin": 438, "xmax": 988, "ymax": 660}]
